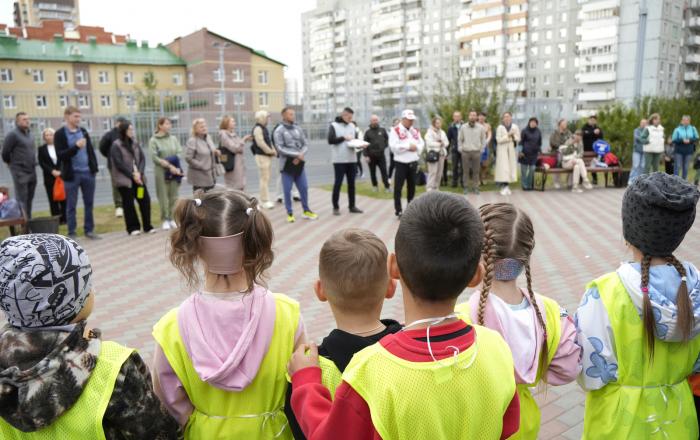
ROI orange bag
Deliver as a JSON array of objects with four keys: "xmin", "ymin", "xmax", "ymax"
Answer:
[{"xmin": 53, "ymin": 177, "xmax": 66, "ymax": 202}]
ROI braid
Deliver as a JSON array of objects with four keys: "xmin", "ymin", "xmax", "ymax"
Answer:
[
  {"xmin": 526, "ymin": 263, "xmax": 549, "ymax": 379},
  {"xmin": 640, "ymin": 254, "xmax": 656, "ymax": 360},
  {"xmin": 667, "ymin": 255, "xmax": 694, "ymax": 341},
  {"xmin": 477, "ymin": 224, "xmax": 496, "ymax": 325}
]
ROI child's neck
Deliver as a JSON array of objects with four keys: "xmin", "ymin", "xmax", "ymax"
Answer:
[
  {"xmin": 489, "ymin": 280, "xmax": 525, "ymax": 305},
  {"xmin": 204, "ymin": 271, "xmax": 249, "ymax": 294},
  {"xmin": 403, "ymin": 291, "xmax": 459, "ymax": 329},
  {"xmin": 630, "ymin": 248, "xmax": 669, "ymax": 266},
  {"xmin": 330, "ymin": 304, "xmax": 386, "ymax": 336}
]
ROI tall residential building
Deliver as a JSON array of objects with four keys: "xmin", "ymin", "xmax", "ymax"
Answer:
[
  {"xmin": 13, "ymin": 0, "xmax": 80, "ymax": 28},
  {"xmin": 682, "ymin": 0, "xmax": 700, "ymax": 93}
]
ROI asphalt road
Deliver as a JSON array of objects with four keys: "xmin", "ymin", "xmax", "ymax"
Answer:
[{"xmin": 0, "ymin": 140, "xmax": 344, "ymax": 213}]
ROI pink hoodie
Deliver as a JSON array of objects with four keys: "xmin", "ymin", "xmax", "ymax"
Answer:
[{"xmin": 152, "ymin": 286, "xmax": 304, "ymax": 425}]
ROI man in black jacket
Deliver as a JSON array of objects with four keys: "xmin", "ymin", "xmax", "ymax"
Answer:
[
  {"xmin": 581, "ymin": 115, "xmax": 603, "ymax": 152},
  {"xmin": 363, "ymin": 115, "xmax": 391, "ymax": 193},
  {"xmin": 99, "ymin": 116, "xmax": 127, "ymax": 218},
  {"xmin": 54, "ymin": 106, "xmax": 100, "ymax": 240},
  {"xmin": 1, "ymin": 112, "xmax": 38, "ymax": 218},
  {"xmin": 447, "ymin": 111, "xmax": 463, "ymax": 187}
]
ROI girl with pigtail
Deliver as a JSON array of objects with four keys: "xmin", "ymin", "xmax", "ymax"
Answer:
[
  {"xmin": 455, "ymin": 202, "xmax": 580, "ymax": 440},
  {"xmin": 576, "ymin": 172, "xmax": 700, "ymax": 439},
  {"xmin": 152, "ymin": 189, "xmax": 305, "ymax": 439}
]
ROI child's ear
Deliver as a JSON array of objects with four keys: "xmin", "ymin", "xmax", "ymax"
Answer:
[
  {"xmin": 388, "ymin": 253, "xmax": 401, "ymax": 280},
  {"xmin": 467, "ymin": 262, "xmax": 485, "ymax": 288},
  {"xmin": 314, "ymin": 280, "xmax": 327, "ymax": 302},
  {"xmin": 385, "ymin": 278, "xmax": 397, "ymax": 300}
]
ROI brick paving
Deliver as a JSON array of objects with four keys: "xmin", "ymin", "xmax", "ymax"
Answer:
[{"xmin": 49, "ymin": 186, "xmax": 700, "ymax": 438}]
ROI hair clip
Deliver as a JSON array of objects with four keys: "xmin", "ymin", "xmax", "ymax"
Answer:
[
  {"xmin": 194, "ymin": 199, "xmax": 202, "ymax": 207},
  {"xmin": 641, "ymin": 287, "xmax": 650, "ymax": 294},
  {"xmin": 681, "ymin": 276, "xmax": 688, "ymax": 283},
  {"xmin": 246, "ymin": 207, "xmax": 254, "ymax": 216}
]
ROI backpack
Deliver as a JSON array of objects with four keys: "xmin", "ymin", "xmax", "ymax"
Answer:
[
  {"xmin": 694, "ymin": 153, "xmax": 700, "ymax": 170},
  {"xmin": 603, "ymin": 152, "xmax": 619, "ymax": 167},
  {"xmin": 269, "ymin": 123, "xmax": 282, "ymax": 148}
]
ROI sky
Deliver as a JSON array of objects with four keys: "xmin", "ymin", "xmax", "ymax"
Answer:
[{"xmin": 0, "ymin": 0, "xmax": 316, "ymax": 81}]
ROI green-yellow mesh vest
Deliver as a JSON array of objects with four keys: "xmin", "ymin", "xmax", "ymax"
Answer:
[
  {"xmin": 153, "ymin": 293, "xmax": 300, "ymax": 440},
  {"xmin": 318, "ymin": 356, "xmax": 342, "ymax": 399},
  {"xmin": 342, "ymin": 324, "xmax": 515, "ymax": 440},
  {"xmin": 455, "ymin": 294, "xmax": 562, "ymax": 440},
  {"xmin": 0, "ymin": 340, "xmax": 133, "ymax": 440},
  {"xmin": 583, "ymin": 272, "xmax": 700, "ymax": 439}
]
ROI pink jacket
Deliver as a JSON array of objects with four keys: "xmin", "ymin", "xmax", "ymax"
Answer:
[{"xmin": 465, "ymin": 290, "xmax": 580, "ymax": 385}]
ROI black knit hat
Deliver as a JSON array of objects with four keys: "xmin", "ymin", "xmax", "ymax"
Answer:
[{"xmin": 622, "ymin": 172, "xmax": 699, "ymax": 256}]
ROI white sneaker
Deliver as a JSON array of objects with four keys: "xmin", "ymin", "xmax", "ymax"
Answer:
[
  {"xmin": 169, "ymin": 220, "xmax": 178, "ymax": 229},
  {"xmin": 506, "ymin": 187, "xmax": 512, "ymax": 195},
  {"xmin": 130, "ymin": 230, "xmax": 141, "ymax": 236},
  {"xmin": 115, "ymin": 207, "xmax": 124, "ymax": 218},
  {"xmin": 572, "ymin": 187, "xmax": 584, "ymax": 193},
  {"xmin": 263, "ymin": 201, "xmax": 275, "ymax": 209},
  {"xmin": 148, "ymin": 229, "xmax": 158, "ymax": 234},
  {"xmin": 162, "ymin": 221, "xmax": 171, "ymax": 230},
  {"xmin": 583, "ymin": 181, "xmax": 593, "ymax": 190},
  {"xmin": 500, "ymin": 187, "xmax": 508, "ymax": 196},
  {"xmin": 553, "ymin": 182, "xmax": 561, "ymax": 190}
]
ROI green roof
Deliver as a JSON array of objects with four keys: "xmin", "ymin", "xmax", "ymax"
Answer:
[{"xmin": 0, "ymin": 35, "xmax": 186, "ymax": 66}]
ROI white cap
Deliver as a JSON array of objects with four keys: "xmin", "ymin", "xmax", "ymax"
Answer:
[{"xmin": 401, "ymin": 109, "xmax": 416, "ymax": 120}]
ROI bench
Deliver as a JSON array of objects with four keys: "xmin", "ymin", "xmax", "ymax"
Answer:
[
  {"xmin": 535, "ymin": 166, "xmax": 623, "ymax": 191},
  {"xmin": 0, "ymin": 187, "xmax": 27, "ymax": 236}
]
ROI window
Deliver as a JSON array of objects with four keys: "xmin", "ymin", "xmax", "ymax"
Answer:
[
  {"xmin": 559, "ymin": 28, "xmax": 567, "ymax": 39},
  {"xmin": 0, "ymin": 68, "xmax": 13, "ymax": 82},
  {"xmin": 233, "ymin": 92, "xmax": 246, "ymax": 105},
  {"xmin": 59, "ymin": 95, "xmax": 69, "ymax": 108},
  {"xmin": 258, "ymin": 70, "xmax": 269, "ymax": 85},
  {"xmin": 125, "ymin": 95, "xmax": 135, "ymax": 107},
  {"xmin": 124, "ymin": 72, "xmax": 134, "ymax": 84},
  {"xmin": 188, "ymin": 72, "xmax": 194, "ymax": 85},
  {"xmin": 544, "ymin": 60, "xmax": 551, "ymax": 69},
  {"xmin": 232, "ymin": 69, "xmax": 244, "ymax": 82},
  {"xmin": 258, "ymin": 92, "xmax": 269, "ymax": 107},
  {"xmin": 98, "ymin": 71, "xmax": 109, "ymax": 84},
  {"xmin": 545, "ymin": 30, "xmax": 552, "ymax": 40},
  {"xmin": 3, "ymin": 95, "xmax": 16, "ymax": 108},
  {"xmin": 35, "ymin": 95, "xmax": 48, "ymax": 108},
  {"xmin": 75, "ymin": 70, "xmax": 88, "ymax": 84},
  {"xmin": 561, "ymin": 12, "xmax": 567, "ymax": 22},
  {"xmin": 172, "ymin": 73, "xmax": 182, "ymax": 85},
  {"xmin": 213, "ymin": 69, "xmax": 223, "ymax": 83},
  {"xmin": 545, "ymin": 15, "xmax": 552, "ymax": 25},
  {"xmin": 102, "ymin": 119, "xmax": 112, "ymax": 131},
  {"xmin": 78, "ymin": 95, "xmax": 90, "ymax": 109},
  {"xmin": 57, "ymin": 70, "xmax": 68, "ymax": 84},
  {"xmin": 33, "ymin": 69, "xmax": 44, "ymax": 83},
  {"xmin": 100, "ymin": 95, "xmax": 112, "ymax": 108},
  {"xmin": 544, "ymin": 45, "xmax": 552, "ymax": 55},
  {"xmin": 214, "ymin": 91, "xmax": 226, "ymax": 105}
]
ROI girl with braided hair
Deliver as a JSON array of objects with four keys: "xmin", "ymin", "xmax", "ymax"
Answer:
[
  {"xmin": 576, "ymin": 172, "xmax": 700, "ymax": 439},
  {"xmin": 455, "ymin": 202, "xmax": 580, "ymax": 439}
]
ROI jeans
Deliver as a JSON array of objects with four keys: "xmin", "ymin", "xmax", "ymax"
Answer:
[
  {"xmin": 394, "ymin": 161, "xmax": 416, "ymax": 215},
  {"xmin": 629, "ymin": 151, "xmax": 645, "ymax": 184},
  {"xmin": 65, "ymin": 171, "xmax": 95, "ymax": 235},
  {"xmin": 154, "ymin": 168, "xmax": 180, "ymax": 222},
  {"xmin": 451, "ymin": 150, "xmax": 463, "ymax": 186},
  {"xmin": 118, "ymin": 184, "xmax": 153, "ymax": 234},
  {"xmin": 520, "ymin": 164, "xmax": 536, "ymax": 190},
  {"xmin": 461, "ymin": 151, "xmax": 481, "ymax": 190},
  {"xmin": 426, "ymin": 156, "xmax": 445, "ymax": 191},
  {"xmin": 368, "ymin": 155, "xmax": 390, "ymax": 189},
  {"xmin": 12, "ymin": 175, "xmax": 36, "ymax": 219},
  {"xmin": 282, "ymin": 170, "xmax": 310, "ymax": 214},
  {"xmin": 674, "ymin": 152, "xmax": 694, "ymax": 180},
  {"xmin": 332, "ymin": 163, "xmax": 357, "ymax": 209},
  {"xmin": 644, "ymin": 152, "xmax": 662, "ymax": 174}
]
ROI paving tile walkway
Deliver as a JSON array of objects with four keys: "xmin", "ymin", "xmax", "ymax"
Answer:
[{"xmin": 19, "ymin": 186, "xmax": 700, "ymax": 438}]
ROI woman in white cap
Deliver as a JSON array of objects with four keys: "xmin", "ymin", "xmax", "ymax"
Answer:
[{"xmin": 388, "ymin": 109, "xmax": 424, "ymax": 218}]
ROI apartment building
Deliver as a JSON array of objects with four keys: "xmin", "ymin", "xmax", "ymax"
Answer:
[
  {"xmin": 13, "ymin": 0, "xmax": 80, "ymax": 28},
  {"xmin": 684, "ymin": 0, "xmax": 700, "ymax": 89}
]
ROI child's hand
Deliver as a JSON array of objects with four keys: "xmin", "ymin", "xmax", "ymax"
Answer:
[{"xmin": 287, "ymin": 343, "xmax": 319, "ymax": 377}]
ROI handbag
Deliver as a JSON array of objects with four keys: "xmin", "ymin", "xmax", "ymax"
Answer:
[
  {"xmin": 426, "ymin": 150, "xmax": 440, "ymax": 163},
  {"xmin": 218, "ymin": 147, "xmax": 236, "ymax": 172},
  {"xmin": 53, "ymin": 176, "xmax": 66, "ymax": 202}
]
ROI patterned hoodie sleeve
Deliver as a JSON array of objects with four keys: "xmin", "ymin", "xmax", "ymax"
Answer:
[
  {"xmin": 103, "ymin": 351, "xmax": 182, "ymax": 440},
  {"xmin": 575, "ymin": 286, "xmax": 619, "ymax": 391}
]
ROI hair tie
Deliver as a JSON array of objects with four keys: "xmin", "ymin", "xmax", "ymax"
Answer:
[
  {"xmin": 641, "ymin": 287, "xmax": 650, "ymax": 294},
  {"xmin": 681, "ymin": 276, "xmax": 687, "ymax": 283},
  {"xmin": 194, "ymin": 199, "xmax": 202, "ymax": 207},
  {"xmin": 246, "ymin": 207, "xmax": 254, "ymax": 216}
]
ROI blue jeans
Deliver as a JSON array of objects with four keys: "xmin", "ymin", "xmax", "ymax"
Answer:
[
  {"xmin": 282, "ymin": 170, "xmax": 310, "ymax": 214},
  {"xmin": 674, "ymin": 152, "xmax": 693, "ymax": 180},
  {"xmin": 520, "ymin": 164, "xmax": 535, "ymax": 190},
  {"xmin": 629, "ymin": 151, "xmax": 645, "ymax": 184},
  {"xmin": 65, "ymin": 171, "xmax": 95, "ymax": 235}
]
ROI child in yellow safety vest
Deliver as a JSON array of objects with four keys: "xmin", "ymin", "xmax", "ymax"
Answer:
[
  {"xmin": 576, "ymin": 172, "xmax": 700, "ymax": 439},
  {"xmin": 455, "ymin": 203, "xmax": 581, "ymax": 439},
  {"xmin": 152, "ymin": 190, "xmax": 305, "ymax": 439},
  {"xmin": 288, "ymin": 191, "xmax": 520, "ymax": 440},
  {"xmin": 284, "ymin": 228, "xmax": 402, "ymax": 439},
  {"xmin": 0, "ymin": 234, "xmax": 180, "ymax": 440}
]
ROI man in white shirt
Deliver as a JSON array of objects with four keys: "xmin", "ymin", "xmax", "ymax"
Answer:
[{"xmin": 388, "ymin": 109, "xmax": 425, "ymax": 218}]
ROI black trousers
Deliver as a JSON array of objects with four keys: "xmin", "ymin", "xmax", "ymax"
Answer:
[
  {"xmin": 118, "ymin": 184, "xmax": 153, "ymax": 234},
  {"xmin": 388, "ymin": 152, "xmax": 395, "ymax": 178},
  {"xmin": 332, "ymin": 163, "xmax": 356, "ymax": 209},
  {"xmin": 394, "ymin": 161, "xmax": 416, "ymax": 215},
  {"xmin": 451, "ymin": 150, "xmax": 463, "ymax": 186},
  {"xmin": 43, "ymin": 176, "xmax": 66, "ymax": 223},
  {"xmin": 193, "ymin": 185, "xmax": 215, "ymax": 194},
  {"xmin": 368, "ymin": 155, "xmax": 390, "ymax": 189},
  {"xmin": 356, "ymin": 152, "xmax": 364, "ymax": 177}
]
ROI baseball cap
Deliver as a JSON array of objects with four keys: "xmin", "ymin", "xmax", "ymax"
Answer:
[{"xmin": 401, "ymin": 109, "xmax": 416, "ymax": 120}]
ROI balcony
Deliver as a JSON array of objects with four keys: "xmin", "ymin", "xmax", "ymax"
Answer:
[
  {"xmin": 690, "ymin": 0, "xmax": 700, "ymax": 12},
  {"xmin": 690, "ymin": 17, "xmax": 700, "ymax": 29},
  {"xmin": 688, "ymin": 35, "xmax": 700, "ymax": 47},
  {"xmin": 578, "ymin": 91, "xmax": 615, "ymax": 102},
  {"xmin": 687, "ymin": 53, "xmax": 700, "ymax": 64},
  {"xmin": 685, "ymin": 71, "xmax": 700, "ymax": 82},
  {"xmin": 577, "ymin": 71, "xmax": 616, "ymax": 84}
]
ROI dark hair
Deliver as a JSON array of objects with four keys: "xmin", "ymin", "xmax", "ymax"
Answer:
[
  {"xmin": 116, "ymin": 116, "xmax": 128, "ymax": 125},
  {"xmin": 342, "ymin": 107, "xmax": 354, "ymax": 114},
  {"xmin": 477, "ymin": 203, "xmax": 548, "ymax": 376},
  {"xmin": 117, "ymin": 121, "xmax": 134, "ymax": 150},
  {"xmin": 170, "ymin": 190, "xmax": 274, "ymax": 292},
  {"xmin": 281, "ymin": 106, "xmax": 293, "ymax": 115},
  {"xmin": 479, "ymin": 112, "xmax": 487, "ymax": 117},
  {"xmin": 15, "ymin": 112, "xmax": 27, "ymax": 121},
  {"xmin": 528, "ymin": 117, "xmax": 539, "ymax": 125},
  {"xmin": 395, "ymin": 192, "xmax": 484, "ymax": 301},
  {"xmin": 156, "ymin": 117, "xmax": 171, "ymax": 133},
  {"xmin": 589, "ymin": 115, "xmax": 597, "ymax": 120}
]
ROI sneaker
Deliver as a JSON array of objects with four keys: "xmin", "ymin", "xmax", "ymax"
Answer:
[
  {"xmin": 396, "ymin": 212, "xmax": 402, "ymax": 219},
  {"xmin": 115, "ymin": 207, "xmax": 124, "ymax": 218},
  {"xmin": 162, "ymin": 221, "xmax": 171, "ymax": 231},
  {"xmin": 372, "ymin": 186, "xmax": 379, "ymax": 193},
  {"xmin": 169, "ymin": 220, "xmax": 178, "ymax": 229},
  {"xmin": 384, "ymin": 187, "xmax": 392, "ymax": 194},
  {"xmin": 277, "ymin": 197, "xmax": 283, "ymax": 204},
  {"xmin": 463, "ymin": 188, "xmax": 469, "ymax": 195},
  {"xmin": 333, "ymin": 208, "xmax": 341, "ymax": 216},
  {"xmin": 287, "ymin": 214, "xmax": 296, "ymax": 223},
  {"xmin": 263, "ymin": 201, "xmax": 275, "ymax": 209},
  {"xmin": 349, "ymin": 207, "xmax": 363, "ymax": 214},
  {"xmin": 148, "ymin": 228, "xmax": 158, "ymax": 234},
  {"xmin": 572, "ymin": 187, "xmax": 584, "ymax": 193},
  {"xmin": 293, "ymin": 195, "xmax": 301, "ymax": 202},
  {"xmin": 553, "ymin": 182, "xmax": 561, "ymax": 190},
  {"xmin": 583, "ymin": 181, "xmax": 593, "ymax": 190},
  {"xmin": 499, "ymin": 186, "xmax": 508, "ymax": 196},
  {"xmin": 85, "ymin": 232, "xmax": 101, "ymax": 240},
  {"xmin": 302, "ymin": 211, "xmax": 318, "ymax": 220},
  {"xmin": 474, "ymin": 188, "xmax": 480, "ymax": 195},
  {"xmin": 130, "ymin": 230, "xmax": 142, "ymax": 236},
  {"xmin": 67, "ymin": 233, "xmax": 78, "ymax": 240}
]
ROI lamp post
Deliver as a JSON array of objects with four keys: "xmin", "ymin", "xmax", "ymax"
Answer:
[{"xmin": 213, "ymin": 41, "xmax": 231, "ymax": 115}]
